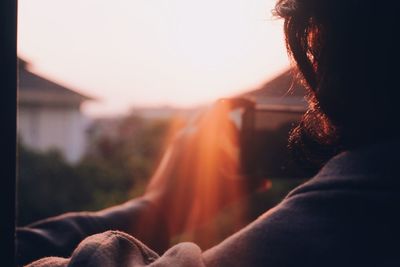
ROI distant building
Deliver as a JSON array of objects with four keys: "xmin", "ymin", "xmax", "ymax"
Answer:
[
  {"xmin": 86, "ymin": 106, "xmax": 199, "ymax": 146},
  {"xmin": 18, "ymin": 58, "xmax": 94, "ymax": 163},
  {"xmin": 242, "ymin": 68, "xmax": 307, "ymax": 110},
  {"xmin": 129, "ymin": 106, "xmax": 199, "ymax": 120},
  {"xmin": 239, "ymin": 68, "xmax": 307, "ymax": 131}
]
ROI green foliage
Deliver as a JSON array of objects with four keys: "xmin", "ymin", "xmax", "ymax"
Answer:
[{"xmin": 17, "ymin": 115, "xmax": 171, "ymax": 226}]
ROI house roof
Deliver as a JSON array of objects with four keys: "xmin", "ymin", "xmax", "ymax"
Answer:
[
  {"xmin": 241, "ymin": 68, "xmax": 308, "ymax": 111},
  {"xmin": 244, "ymin": 68, "xmax": 306, "ymax": 97},
  {"xmin": 18, "ymin": 58, "xmax": 94, "ymax": 107}
]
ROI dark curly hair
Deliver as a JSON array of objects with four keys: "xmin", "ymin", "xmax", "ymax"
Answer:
[{"xmin": 274, "ymin": 0, "xmax": 400, "ymax": 168}]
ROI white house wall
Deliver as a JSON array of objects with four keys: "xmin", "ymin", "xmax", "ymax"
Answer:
[{"xmin": 18, "ymin": 106, "xmax": 89, "ymax": 164}]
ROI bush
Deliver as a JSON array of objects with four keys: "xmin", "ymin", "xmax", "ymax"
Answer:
[{"xmin": 17, "ymin": 116, "xmax": 171, "ymax": 226}]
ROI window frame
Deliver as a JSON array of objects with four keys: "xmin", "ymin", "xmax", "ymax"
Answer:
[{"xmin": 0, "ymin": 0, "xmax": 17, "ymax": 265}]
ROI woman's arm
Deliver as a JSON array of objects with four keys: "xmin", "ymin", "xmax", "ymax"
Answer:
[
  {"xmin": 16, "ymin": 197, "xmax": 169, "ymax": 266},
  {"xmin": 16, "ymin": 128, "xmax": 192, "ymax": 266},
  {"xmin": 17, "ymin": 103, "xmax": 257, "ymax": 266}
]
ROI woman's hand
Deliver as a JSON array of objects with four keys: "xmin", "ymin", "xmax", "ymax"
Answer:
[{"xmin": 143, "ymin": 101, "xmax": 260, "ymax": 237}]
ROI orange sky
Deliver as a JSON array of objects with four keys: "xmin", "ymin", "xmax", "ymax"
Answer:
[{"xmin": 18, "ymin": 0, "xmax": 289, "ymax": 117}]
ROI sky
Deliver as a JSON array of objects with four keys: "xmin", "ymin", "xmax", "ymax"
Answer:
[{"xmin": 18, "ymin": 0, "xmax": 290, "ymax": 117}]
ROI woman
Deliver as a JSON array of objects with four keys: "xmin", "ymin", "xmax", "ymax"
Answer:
[{"xmin": 17, "ymin": 0, "xmax": 400, "ymax": 266}]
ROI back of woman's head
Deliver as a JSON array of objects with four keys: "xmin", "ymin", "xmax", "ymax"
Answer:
[{"xmin": 274, "ymin": 0, "xmax": 400, "ymax": 167}]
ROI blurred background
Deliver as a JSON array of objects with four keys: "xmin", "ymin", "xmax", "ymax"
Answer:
[{"xmin": 17, "ymin": 0, "xmax": 311, "ymax": 250}]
